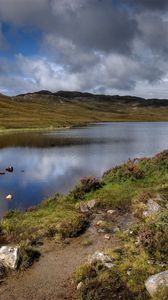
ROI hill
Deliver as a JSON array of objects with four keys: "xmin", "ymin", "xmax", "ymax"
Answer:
[{"xmin": 0, "ymin": 90, "xmax": 168, "ymax": 130}]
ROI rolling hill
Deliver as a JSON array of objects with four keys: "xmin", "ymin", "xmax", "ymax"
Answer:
[{"xmin": 0, "ymin": 90, "xmax": 168, "ymax": 130}]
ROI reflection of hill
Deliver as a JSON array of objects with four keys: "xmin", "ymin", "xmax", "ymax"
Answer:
[
  {"xmin": 0, "ymin": 90, "xmax": 168, "ymax": 130},
  {"xmin": 0, "ymin": 132, "xmax": 133, "ymax": 149}
]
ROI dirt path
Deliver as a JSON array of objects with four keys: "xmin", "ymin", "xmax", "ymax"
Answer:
[{"xmin": 0, "ymin": 211, "xmax": 133, "ymax": 300}]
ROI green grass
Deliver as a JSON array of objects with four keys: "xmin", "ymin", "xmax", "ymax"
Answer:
[{"xmin": 0, "ymin": 150, "xmax": 168, "ymax": 298}]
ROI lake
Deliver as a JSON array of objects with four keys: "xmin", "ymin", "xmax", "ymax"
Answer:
[{"xmin": 0, "ymin": 122, "xmax": 168, "ymax": 216}]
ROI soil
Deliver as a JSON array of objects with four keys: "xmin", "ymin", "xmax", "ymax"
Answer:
[{"xmin": 0, "ymin": 210, "xmax": 134, "ymax": 300}]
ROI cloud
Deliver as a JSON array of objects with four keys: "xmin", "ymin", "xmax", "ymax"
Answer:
[{"xmin": 0, "ymin": 0, "xmax": 168, "ymax": 97}]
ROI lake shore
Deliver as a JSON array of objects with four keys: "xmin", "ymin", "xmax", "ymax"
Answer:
[{"xmin": 0, "ymin": 150, "xmax": 168, "ymax": 299}]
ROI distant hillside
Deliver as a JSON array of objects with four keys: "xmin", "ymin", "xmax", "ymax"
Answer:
[{"xmin": 0, "ymin": 90, "xmax": 168, "ymax": 130}]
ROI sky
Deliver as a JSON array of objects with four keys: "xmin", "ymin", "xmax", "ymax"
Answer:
[{"xmin": 0, "ymin": 0, "xmax": 168, "ymax": 97}]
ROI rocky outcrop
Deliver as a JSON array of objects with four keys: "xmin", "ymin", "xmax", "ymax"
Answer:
[
  {"xmin": 0, "ymin": 246, "xmax": 19, "ymax": 270},
  {"xmin": 145, "ymin": 270, "xmax": 168, "ymax": 297}
]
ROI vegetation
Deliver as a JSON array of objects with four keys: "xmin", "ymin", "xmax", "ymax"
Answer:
[
  {"xmin": 0, "ymin": 150, "xmax": 167, "ymax": 298},
  {"xmin": 0, "ymin": 91, "xmax": 168, "ymax": 131}
]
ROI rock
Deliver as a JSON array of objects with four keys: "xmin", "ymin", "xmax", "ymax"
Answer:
[
  {"xmin": 5, "ymin": 194, "xmax": 13, "ymax": 201},
  {"xmin": 97, "ymin": 229, "xmax": 106, "ymax": 233},
  {"xmin": 77, "ymin": 281, "xmax": 84, "ymax": 291},
  {"xmin": 113, "ymin": 226, "xmax": 120, "ymax": 233},
  {"xmin": 80, "ymin": 199, "xmax": 97, "ymax": 213},
  {"xmin": 126, "ymin": 268, "xmax": 132, "ymax": 276},
  {"xmin": 96, "ymin": 220, "xmax": 104, "ymax": 226},
  {"xmin": 0, "ymin": 246, "xmax": 19, "ymax": 270},
  {"xmin": 80, "ymin": 203, "xmax": 89, "ymax": 213},
  {"xmin": 143, "ymin": 199, "xmax": 161, "ymax": 217},
  {"xmin": 89, "ymin": 251, "xmax": 114, "ymax": 269},
  {"xmin": 145, "ymin": 270, "xmax": 168, "ymax": 297},
  {"xmin": 87, "ymin": 199, "xmax": 97, "ymax": 209},
  {"xmin": 6, "ymin": 166, "xmax": 13, "ymax": 173},
  {"xmin": 104, "ymin": 234, "xmax": 111, "ymax": 240},
  {"xmin": 107, "ymin": 210, "xmax": 116, "ymax": 215}
]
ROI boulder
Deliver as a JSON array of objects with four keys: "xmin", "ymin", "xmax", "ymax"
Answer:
[
  {"xmin": 145, "ymin": 270, "xmax": 168, "ymax": 297},
  {"xmin": 89, "ymin": 251, "xmax": 114, "ymax": 269},
  {"xmin": 143, "ymin": 199, "xmax": 161, "ymax": 217},
  {"xmin": 0, "ymin": 246, "xmax": 19, "ymax": 270}
]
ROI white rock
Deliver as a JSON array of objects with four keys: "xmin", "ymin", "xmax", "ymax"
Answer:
[
  {"xmin": 87, "ymin": 199, "xmax": 97, "ymax": 209},
  {"xmin": 145, "ymin": 270, "xmax": 168, "ymax": 297},
  {"xmin": 96, "ymin": 220, "xmax": 104, "ymax": 226},
  {"xmin": 77, "ymin": 281, "xmax": 84, "ymax": 291},
  {"xmin": 89, "ymin": 251, "xmax": 114, "ymax": 269},
  {"xmin": 107, "ymin": 210, "xmax": 116, "ymax": 215},
  {"xmin": 5, "ymin": 194, "xmax": 13, "ymax": 201},
  {"xmin": 104, "ymin": 234, "xmax": 111, "ymax": 240},
  {"xmin": 143, "ymin": 199, "xmax": 161, "ymax": 217},
  {"xmin": 0, "ymin": 246, "xmax": 19, "ymax": 270}
]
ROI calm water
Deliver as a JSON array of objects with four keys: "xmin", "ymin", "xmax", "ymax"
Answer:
[{"xmin": 0, "ymin": 122, "xmax": 168, "ymax": 216}]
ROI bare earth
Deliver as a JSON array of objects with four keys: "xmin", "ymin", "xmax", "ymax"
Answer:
[{"xmin": 0, "ymin": 211, "xmax": 133, "ymax": 300}]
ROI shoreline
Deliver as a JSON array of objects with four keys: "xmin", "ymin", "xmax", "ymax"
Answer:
[{"xmin": 0, "ymin": 119, "xmax": 168, "ymax": 135}]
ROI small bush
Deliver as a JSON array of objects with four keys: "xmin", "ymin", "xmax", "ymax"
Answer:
[
  {"xmin": 19, "ymin": 243, "xmax": 41, "ymax": 270},
  {"xmin": 70, "ymin": 176, "xmax": 103, "ymax": 200},
  {"xmin": 139, "ymin": 210, "xmax": 168, "ymax": 261},
  {"xmin": 103, "ymin": 160, "xmax": 145, "ymax": 183}
]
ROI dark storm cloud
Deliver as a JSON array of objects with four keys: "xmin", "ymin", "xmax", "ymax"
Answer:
[{"xmin": 125, "ymin": 0, "xmax": 168, "ymax": 11}]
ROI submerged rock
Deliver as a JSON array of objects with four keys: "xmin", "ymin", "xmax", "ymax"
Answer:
[
  {"xmin": 5, "ymin": 194, "xmax": 13, "ymax": 201},
  {"xmin": 0, "ymin": 246, "xmax": 19, "ymax": 270},
  {"xmin": 143, "ymin": 199, "xmax": 161, "ymax": 217},
  {"xmin": 6, "ymin": 166, "xmax": 14, "ymax": 173},
  {"xmin": 89, "ymin": 251, "xmax": 114, "ymax": 269},
  {"xmin": 145, "ymin": 270, "xmax": 168, "ymax": 297}
]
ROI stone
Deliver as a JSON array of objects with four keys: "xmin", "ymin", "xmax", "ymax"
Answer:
[
  {"xmin": 80, "ymin": 203, "xmax": 89, "ymax": 213},
  {"xmin": 0, "ymin": 246, "xmax": 19, "ymax": 270},
  {"xmin": 97, "ymin": 229, "xmax": 106, "ymax": 233},
  {"xmin": 145, "ymin": 270, "xmax": 168, "ymax": 297},
  {"xmin": 113, "ymin": 226, "xmax": 120, "ymax": 233},
  {"xmin": 143, "ymin": 199, "xmax": 161, "ymax": 217},
  {"xmin": 87, "ymin": 199, "xmax": 97, "ymax": 209},
  {"xmin": 107, "ymin": 210, "xmax": 116, "ymax": 215},
  {"xmin": 96, "ymin": 220, "xmax": 104, "ymax": 226},
  {"xmin": 104, "ymin": 234, "xmax": 110, "ymax": 240},
  {"xmin": 5, "ymin": 194, "xmax": 13, "ymax": 201},
  {"xmin": 77, "ymin": 281, "xmax": 84, "ymax": 291},
  {"xmin": 6, "ymin": 166, "xmax": 13, "ymax": 173},
  {"xmin": 89, "ymin": 251, "xmax": 114, "ymax": 269}
]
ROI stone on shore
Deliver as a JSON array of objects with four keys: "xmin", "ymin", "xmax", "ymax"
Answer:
[
  {"xmin": 0, "ymin": 246, "xmax": 20, "ymax": 270},
  {"xmin": 145, "ymin": 270, "xmax": 168, "ymax": 297},
  {"xmin": 89, "ymin": 251, "xmax": 114, "ymax": 269}
]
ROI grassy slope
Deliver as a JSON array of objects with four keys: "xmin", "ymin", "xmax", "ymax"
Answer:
[
  {"xmin": 0, "ymin": 150, "xmax": 168, "ymax": 299},
  {"xmin": 0, "ymin": 92, "xmax": 168, "ymax": 130}
]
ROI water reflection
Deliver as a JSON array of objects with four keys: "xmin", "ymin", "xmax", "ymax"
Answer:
[{"xmin": 0, "ymin": 122, "xmax": 168, "ymax": 216}]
